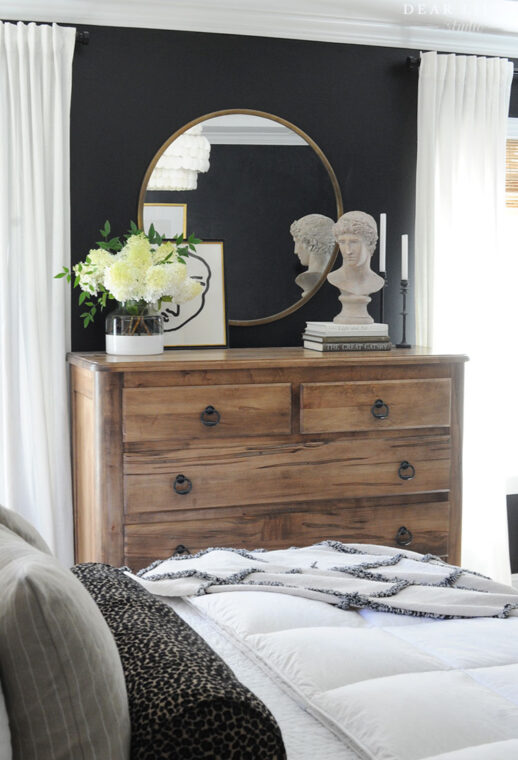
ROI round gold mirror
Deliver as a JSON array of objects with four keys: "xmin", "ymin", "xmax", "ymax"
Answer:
[{"xmin": 137, "ymin": 109, "xmax": 343, "ymax": 326}]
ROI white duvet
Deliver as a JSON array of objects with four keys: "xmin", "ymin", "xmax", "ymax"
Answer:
[{"xmin": 131, "ymin": 543, "xmax": 518, "ymax": 760}]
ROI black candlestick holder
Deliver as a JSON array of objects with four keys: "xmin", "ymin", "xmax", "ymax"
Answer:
[
  {"xmin": 396, "ymin": 279, "xmax": 411, "ymax": 348},
  {"xmin": 379, "ymin": 271, "xmax": 387, "ymax": 324}
]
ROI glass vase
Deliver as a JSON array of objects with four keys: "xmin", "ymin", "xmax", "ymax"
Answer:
[{"xmin": 105, "ymin": 303, "xmax": 164, "ymax": 356}]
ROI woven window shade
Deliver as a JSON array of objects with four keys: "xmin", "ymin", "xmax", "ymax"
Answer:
[{"xmin": 506, "ymin": 139, "xmax": 518, "ymax": 208}]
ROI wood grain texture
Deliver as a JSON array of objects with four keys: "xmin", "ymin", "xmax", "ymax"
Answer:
[
  {"xmin": 123, "ymin": 383, "xmax": 292, "ymax": 442},
  {"xmin": 448, "ymin": 362, "xmax": 465, "ymax": 566},
  {"xmin": 124, "ymin": 500, "xmax": 450, "ymax": 571},
  {"xmin": 93, "ymin": 371, "xmax": 125, "ymax": 566},
  {"xmin": 67, "ymin": 347, "xmax": 468, "ymax": 373},
  {"xmin": 124, "ymin": 435, "xmax": 450, "ymax": 513},
  {"xmin": 71, "ymin": 366, "xmax": 97, "ymax": 563},
  {"xmin": 300, "ymin": 379, "xmax": 451, "ymax": 433},
  {"xmin": 68, "ymin": 348, "xmax": 466, "ymax": 569}
]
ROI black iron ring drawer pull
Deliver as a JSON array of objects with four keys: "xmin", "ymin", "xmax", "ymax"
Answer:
[
  {"xmin": 398, "ymin": 461, "xmax": 416, "ymax": 480},
  {"xmin": 371, "ymin": 399, "xmax": 389, "ymax": 419},
  {"xmin": 200, "ymin": 405, "xmax": 221, "ymax": 426},
  {"xmin": 173, "ymin": 474, "xmax": 192, "ymax": 495},
  {"xmin": 396, "ymin": 526, "xmax": 413, "ymax": 546},
  {"xmin": 173, "ymin": 544, "xmax": 190, "ymax": 556}
]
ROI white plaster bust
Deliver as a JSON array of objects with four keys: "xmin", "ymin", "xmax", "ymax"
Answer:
[
  {"xmin": 290, "ymin": 214, "xmax": 335, "ymax": 298},
  {"xmin": 327, "ymin": 210, "xmax": 384, "ymax": 324}
]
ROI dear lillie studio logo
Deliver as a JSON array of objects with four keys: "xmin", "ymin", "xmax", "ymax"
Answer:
[{"xmin": 402, "ymin": 3, "xmax": 490, "ymax": 32}]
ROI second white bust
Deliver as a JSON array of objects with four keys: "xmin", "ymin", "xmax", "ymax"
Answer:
[
  {"xmin": 290, "ymin": 214, "xmax": 335, "ymax": 298},
  {"xmin": 327, "ymin": 210, "xmax": 384, "ymax": 324}
]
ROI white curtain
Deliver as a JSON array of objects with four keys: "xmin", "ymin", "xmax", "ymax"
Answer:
[
  {"xmin": 0, "ymin": 22, "xmax": 75, "ymax": 564},
  {"xmin": 415, "ymin": 51, "xmax": 514, "ymax": 583}
]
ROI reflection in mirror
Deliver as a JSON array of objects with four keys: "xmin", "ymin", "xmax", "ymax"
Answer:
[
  {"xmin": 290, "ymin": 214, "xmax": 335, "ymax": 298},
  {"xmin": 139, "ymin": 111, "xmax": 342, "ymax": 325}
]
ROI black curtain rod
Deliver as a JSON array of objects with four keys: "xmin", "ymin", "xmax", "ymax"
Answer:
[
  {"xmin": 407, "ymin": 55, "xmax": 517, "ymax": 77},
  {"xmin": 75, "ymin": 30, "xmax": 89, "ymax": 45}
]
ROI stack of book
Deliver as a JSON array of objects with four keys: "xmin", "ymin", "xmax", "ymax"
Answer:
[{"xmin": 302, "ymin": 322, "xmax": 391, "ymax": 352}]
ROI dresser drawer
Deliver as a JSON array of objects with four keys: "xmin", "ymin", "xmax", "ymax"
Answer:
[
  {"xmin": 124, "ymin": 435, "xmax": 451, "ymax": 514},
  {"xmin": 124, "ymin": 500, "xmax": 450, "ymax": 571},
  {"xmin": 300, "ymin": 379, "xmax": 451, "ymax": 434},
  {"xmin": 123, "ymin": 383, "xmax": 292, "ymax": 442}
]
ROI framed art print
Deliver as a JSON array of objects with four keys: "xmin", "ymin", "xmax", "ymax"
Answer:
[
  {"xmin": 162, "ymin": 241, "xmax": 227, "ymax": 348},
  {"xmin": 143, "ymin": 202, "xmax": 187, "ymax": 239}
]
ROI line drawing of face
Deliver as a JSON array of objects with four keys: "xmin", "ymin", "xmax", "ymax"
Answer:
[
  {"xmin": 160, "ymin": 252, "xmax": 211, "ymax": 332},
  {"xmin": 336, "ymin": 233, "xmax": 369, "ymax": 269}
]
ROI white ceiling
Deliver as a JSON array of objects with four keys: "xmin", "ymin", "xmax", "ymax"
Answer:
[{"xmin": 1, "ymin": 0, "xmax": 518, "ymax": 57}]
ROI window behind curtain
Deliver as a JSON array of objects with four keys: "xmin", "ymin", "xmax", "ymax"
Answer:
[
  {"xmin": 506, "ymin": 138, "xmax": 518, "ymax": 208},
  {"xmin": 505, "ymin": 125, "xmax": 518, "ymax": 497}
]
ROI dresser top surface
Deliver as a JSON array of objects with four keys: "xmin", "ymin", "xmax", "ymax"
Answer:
[{"xmin": 67, "ymin": 346, "xmax": 468, "ymax": 373}]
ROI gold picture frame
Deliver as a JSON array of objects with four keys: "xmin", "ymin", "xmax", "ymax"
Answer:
[{"xmin": 143, "ymin": 202, "xmax": 187, "ymax": 239}]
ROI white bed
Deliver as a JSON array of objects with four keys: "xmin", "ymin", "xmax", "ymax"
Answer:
[
  {"xmin": 132, "ymin": 542, "xmax": 518, "ymax": 760},
  {"xmin": 167, "ymin": 597, "xmax": 359, "ymax": 760}
]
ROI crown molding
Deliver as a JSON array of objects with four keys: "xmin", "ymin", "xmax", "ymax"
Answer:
[
  {"xmin": 202, "ymin": 115, "xmax": 307, "ymax": 145},
  {"xmin": 1, "ymin": 1, "xmax": 517, "ymax": 58},
  {"xmin": 203, "ymin": 125, "xmax": 307, "ymax": 145}
]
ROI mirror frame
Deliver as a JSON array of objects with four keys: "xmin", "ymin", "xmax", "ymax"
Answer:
[{"xmin": 137, "ymin": 109, "xmax": 343, "ymax": 327}]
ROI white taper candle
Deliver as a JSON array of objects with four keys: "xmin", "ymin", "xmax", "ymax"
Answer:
[
  {"xmin": 379, "ymin": 213, "xmax": 386, "ymax": 273},
  {"xmin": 401, "ymin": 234, "xmax": 408, "ymax": 281}
]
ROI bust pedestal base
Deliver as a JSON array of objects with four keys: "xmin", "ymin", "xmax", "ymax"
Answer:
[{"xmin": 333, "ymin": 293, "xmax": 373, "ymax": 324}]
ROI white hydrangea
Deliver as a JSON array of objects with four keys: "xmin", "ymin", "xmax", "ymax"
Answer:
[
  {"xmin": 68, "ymin": 225, "xmax": 203, "ymax": 318},
  {"xmin": 173, "ymin": 276, "xmax": 203, "ymax": 304},
  {"xmin": 120, "ymin": 234, "xmax": 153, "ymax": 272},
  {"xmin": 74, "ymin": 248, "xmax": 114, "ymax": 295},
  {"xmin": 104, "ymin": 259, "xmax": 143, "ymax": 303}
]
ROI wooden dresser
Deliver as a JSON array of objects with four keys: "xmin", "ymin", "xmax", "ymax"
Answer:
[{"xmin": 68, "ymin": 347, "xmax": 466, "ymax": 571}]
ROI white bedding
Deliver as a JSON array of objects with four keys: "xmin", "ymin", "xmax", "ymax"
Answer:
[
  {"xmin": 132, "ymin": 542, "xmax": 518, "ymax": 619},
  {"xmin": 134, "ymin": 544, "xmax": 518, "ymax": 760},
  {"xmin": 167, "ymin": 597, "xmax": 360, "ymax": 760}
]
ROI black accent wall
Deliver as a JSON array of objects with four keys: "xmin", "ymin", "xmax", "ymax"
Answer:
[
  {"xmin": 147, "ymin": 143, "xmax": 338, "ymax": 322},
  {"xmin": 69, "ymin": 25, "xmax": 422, "ymax": 350}
]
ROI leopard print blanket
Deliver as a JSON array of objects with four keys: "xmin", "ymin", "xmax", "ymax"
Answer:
[{"xmin": 72, "ymin": 562, "xmax": 286, "ymax": 760}]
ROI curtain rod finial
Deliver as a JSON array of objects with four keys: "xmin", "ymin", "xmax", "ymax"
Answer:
[{"xmin": 75, "ymin": 30, "xmax": 89, "ymax": 46}]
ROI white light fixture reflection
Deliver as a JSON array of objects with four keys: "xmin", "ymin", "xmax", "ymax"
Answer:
[{"xmin": 148, "ymin": 125, "xmax": 211, "ymax": 191}]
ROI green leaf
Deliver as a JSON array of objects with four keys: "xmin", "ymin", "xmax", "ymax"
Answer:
[
  {"xmin": 78, "ymin": 291, "xmax": 87, "ymax": 305},
  {"xmin": 54, "ymin": 272, "xmax": 67, "ymax": 279},
  {"xmin": 74, "ymin": 275, "xmax": 80, "ymax": 287},
  {"xmin": 66, "ymin": 274, "xmax": 72, "ymax": 283},
  {"xmin": 100, "ymin": 220, "xmax": 111, "ymax": 239}
]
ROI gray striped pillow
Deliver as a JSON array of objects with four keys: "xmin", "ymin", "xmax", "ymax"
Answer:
[
  {"xmin": 0, "ymin": 526, "xmax": 130, "ymax": 760},
  {"xmin": 0, "ymin": 504, "xmax": 52, "ymax": 555}
]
